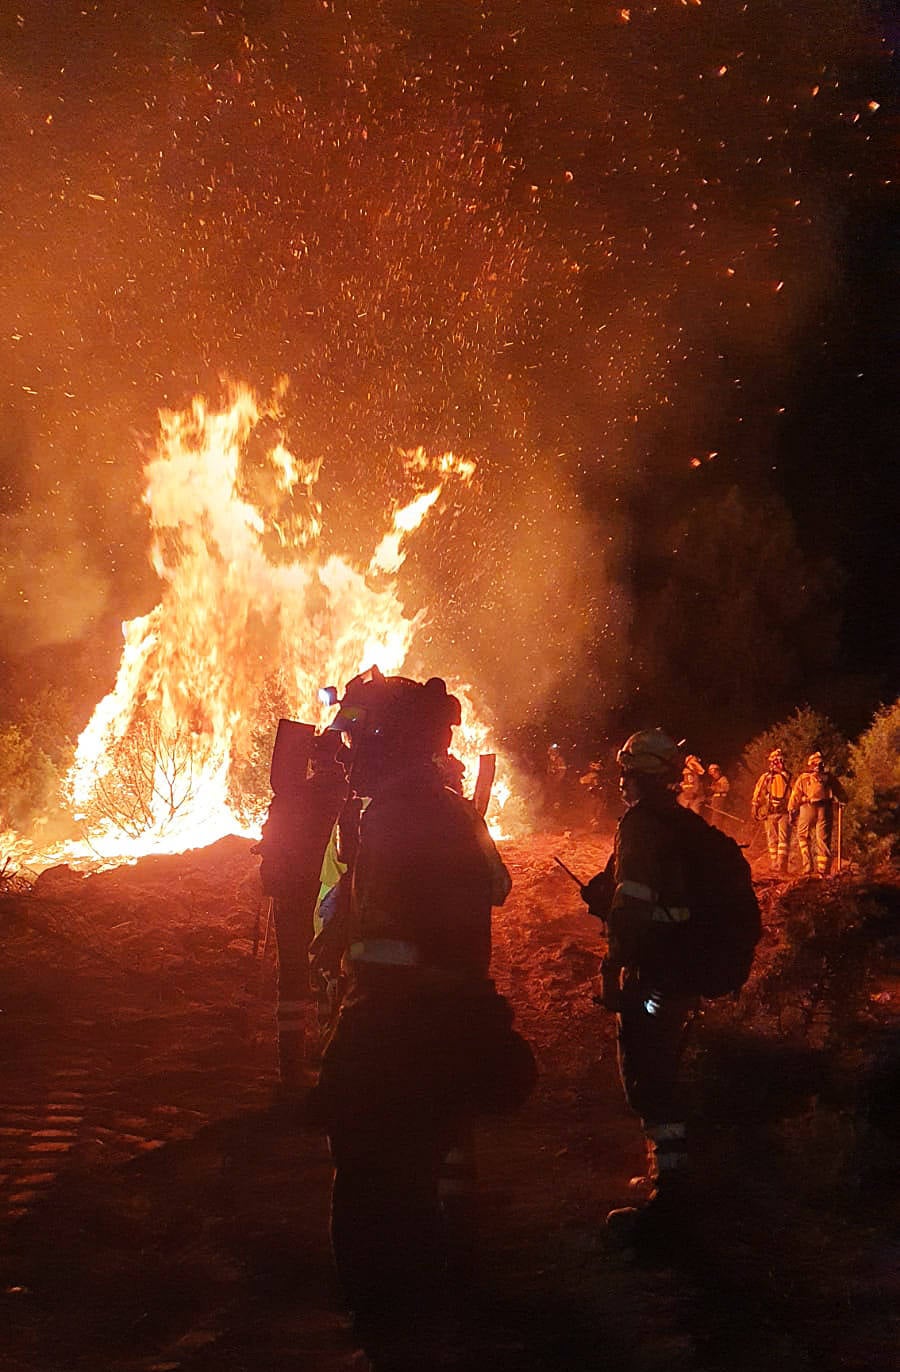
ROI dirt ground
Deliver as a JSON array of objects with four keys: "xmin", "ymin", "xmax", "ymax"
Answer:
[{"xmin": 1, "ymin": 832, "xmax": 898, "ymax": 1372}]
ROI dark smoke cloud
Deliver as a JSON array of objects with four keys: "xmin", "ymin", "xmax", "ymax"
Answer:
[{"xmin": 0, "ymin": 1, "xmax": 888, "ymax": 736}]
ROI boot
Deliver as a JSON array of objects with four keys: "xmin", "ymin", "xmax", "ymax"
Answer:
[{"xmin": 606, "ymin": 1171, "xmax": 693, "ymax": 1257}]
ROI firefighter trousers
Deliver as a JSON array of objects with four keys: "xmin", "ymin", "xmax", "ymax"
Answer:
[
  {"xmin": 764, "ymin": 812, "xmax": 791, "ymax": 873},
  {"xmin": 617, "ymin": 980, "xmax": 697, "ymax": 1178},
  {"xmin": 272, "ymin": 894, "xmax": 313, "ymax": 1086},
  {"xmin": 796, "ymin": 802, "xmax": 829, "ymax": 875},
  {"xmin": 329, "ymin": 1118, "xmax": 459, "ymax": 1360}
]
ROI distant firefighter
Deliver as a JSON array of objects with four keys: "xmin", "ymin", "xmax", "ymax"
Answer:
[
  {"xmin": 678, "ymin": 754, "xmax": 706, "ymax": 814},
  {"xmin": 578, "ymin": 757, "xmax": 603, "ymax": 829},
  {"xmin": 751, "ymin": 748, "xmax": 793, "ymax": 875},
  {"xmin": 705, "ymin": 764, "xmax": 730, "ymax": 825},
  {"xmin": 545, "ymin": 741, "xmax": 568, "ymax": 819},
  {"xmin": 546, "ymin": 741, "xmax": 567, "ymax": 778},
  {"xmin": 789, "ymin": 751, "xmax": 848, "ymax": 877}
]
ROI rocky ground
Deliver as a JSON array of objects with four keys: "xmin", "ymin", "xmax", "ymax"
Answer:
[{"xmin": 0, "ymin": 832, "xmax": 898, "ymax": 1372}]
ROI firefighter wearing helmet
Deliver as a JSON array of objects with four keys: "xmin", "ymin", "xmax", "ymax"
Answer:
[
  {"xmin": 306, "ymin": 667, "xmax": 535, "ymax": 1367},
  {"xmin": 788, "ymin": 750, "xmax": 847, "ymax": 877},
  {"xmin": 580, "ymin": 730, "xmax": 699, "ymax": 1251},
  {"xmin": 751, "ymin": 747, "xmax": 793, "ymax": 875},
  {"xmin": 678, "ymin": 752, "xmax": 706, "ymax": 814}
]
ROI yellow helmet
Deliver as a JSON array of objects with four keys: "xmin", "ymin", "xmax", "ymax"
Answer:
[{"xmin": 616, "ymin": 730, "xmax": 682, "ymax": 778}]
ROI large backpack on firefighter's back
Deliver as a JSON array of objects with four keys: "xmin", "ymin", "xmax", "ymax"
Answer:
[{"xmin": 669, "ymin": 807, "xmax": 762, "ymax": 998}]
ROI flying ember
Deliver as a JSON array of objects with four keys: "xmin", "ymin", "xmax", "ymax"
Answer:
[{"xmin": 56, "ymin": 385, "xmax": 517, "ymax": 866}]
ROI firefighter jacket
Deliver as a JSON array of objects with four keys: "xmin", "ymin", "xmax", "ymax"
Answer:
[
  {"xmin": 308, "ymin": 761, "xmax": 534, "ymax": 1129},
  {"xmin": 679, "ymin": 769, "xmax": 705, "ymax": 808},
  {"xmin": 607, "ymin": 795, "xmax": 691, "ymax": 987},
  {"xmin": 751, "ymin": 768, "xmax": 792, "ymax": 820},
  {"xmin": 789, "ymin": 769, "xmax": 847, "ymax": 814},
  {"xmin": 348, "ymin": 760, "xmax": 511, "ymax": 985}
]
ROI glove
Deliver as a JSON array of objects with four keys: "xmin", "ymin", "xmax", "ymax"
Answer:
[
  {"xmin": 581, "ymin": 867, "xmax": 614, "ymax": 921},
  {"xmin": 592, "ymin": 959, "xmax": 624, "ymax": 1012}
]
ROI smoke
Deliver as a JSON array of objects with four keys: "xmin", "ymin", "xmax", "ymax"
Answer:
[
  {"xmin": 0, "ymin": 519, "xmax": 110, "ymax": 651},
  {"xmin": 0, "ymin": 2, "xmax": 885, "ymax": 735}
]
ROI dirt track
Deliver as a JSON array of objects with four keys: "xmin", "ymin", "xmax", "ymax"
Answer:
[{"xmin": 1, "ymin": 834, "xmax": 897, "ymax": 1371}]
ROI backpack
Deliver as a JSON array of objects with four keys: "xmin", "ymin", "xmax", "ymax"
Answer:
[{"xmin": 666, "ymin": 808, "xmax": 762, "ymax": 998}]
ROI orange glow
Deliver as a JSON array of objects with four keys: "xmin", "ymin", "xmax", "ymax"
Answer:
[{"xmin": 22, "ymin": 384, "xmax": 524, "ymax": 869}]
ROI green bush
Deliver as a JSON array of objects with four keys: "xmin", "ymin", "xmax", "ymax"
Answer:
[{"xmin": 846, "ymin": 698, "xmax": 900, "ymax": 864}]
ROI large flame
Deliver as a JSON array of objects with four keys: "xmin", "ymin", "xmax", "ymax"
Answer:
[{"xmin": 48, "ymin": 385, "xmax": 520, "ymax": 866}]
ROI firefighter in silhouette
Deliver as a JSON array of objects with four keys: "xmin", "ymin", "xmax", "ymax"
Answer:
[
  {"xmin": 306, "ymin": 668, "xmax": 535, "ymax": 1368},
  {"xmin": 578, "ymin": 757, "xmax": 604, "ymax": 830},
  {"xmin": 678, "ymin": 753, "xmax": 706, "ymax": 814},
  {"xmin": 789, "ymin": 751, "xmax": 847, "ymax": 877},
  {"xmin": 751, "ymin": 748, "xmax": 793, "ymax": 874},
  {"xmin": 580, "ymin": 730, "xmax": 699, "ymax": 1251},
  {"xmin": 545, "ymin": 741, "xmax": 568, "ymax": 819},
  {"xmin": 256, "ymin": 722, "xmax": 349, "ymax": 1093}
]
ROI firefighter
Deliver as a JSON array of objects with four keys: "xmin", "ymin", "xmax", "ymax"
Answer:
[
  {"xmin": 306, "ymin": 669, "xmax": 534, "ymax": 1368},
  {"xmin": 751, "ymin": 748, "xmax": 793, "ymax": 874},
  {"xmin": 256, "ymin": 726, "xmax": 349, "ymax": 1094},
  {"xmin": 705, "ymin": 763, "xmax": 730, "ymax": 827},
  {"xmin": 545, "ymin": 741, "xmax": 568, "ymax": 818},
  {"xmin": 581, "ymin": 730, "xmax": 699, "ymax": 1252},
  {"xmin": 578, "ymin": 757, "xmax": 603, "ymax": 830},
  {"xmin": 789, "ymin": 751, "xmax": 848, "ymax": 877},
  {"xmin": 678, "ymin": 753, "xmax": 706, "ymax": 814}
]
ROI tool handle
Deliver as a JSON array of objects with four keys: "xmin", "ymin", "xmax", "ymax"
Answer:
[{"xmin": 553, "ymin": 855, "xmax": 586, "ymax": 887}]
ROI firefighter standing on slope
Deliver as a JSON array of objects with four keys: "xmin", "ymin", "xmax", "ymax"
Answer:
[
  {"xmin": 789, "ymin": 751, "xmax": 848, "ymax": 877},
  {"xmin": 752, "ymin": 748, "xmax": 793, "ymax": 875},
  {"xmin": 581, "ymin": 730, "xmax": 699, "ymax": 1250},
  {"xmin": 306, "ymin": 669, "xmax": 535, "ymax": 1371}
]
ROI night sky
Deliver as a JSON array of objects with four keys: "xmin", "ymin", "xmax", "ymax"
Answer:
[{"xmin": 0, "ymin": 1, "xmax": 895, "ymax": 762}]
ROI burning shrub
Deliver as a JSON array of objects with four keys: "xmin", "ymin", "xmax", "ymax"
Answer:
[
  {"xmin": 0, "ymin": 689, "xmax": 74, "ymax": 835},
  {"xmin": 225, "ymin": 670, "xmax": 296, "ymax": 828},
  {"xmin": 76, "ymin": 706, "xmax": 198, "ymax": 841},
  {"xmin": 845, "ymin": 697, "xmax": 900, "ymax": 865}
]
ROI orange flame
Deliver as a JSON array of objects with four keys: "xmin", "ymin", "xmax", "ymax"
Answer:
[{"xmin": 34, "ymin": 384, "xmax": 524, "ymax": 868}]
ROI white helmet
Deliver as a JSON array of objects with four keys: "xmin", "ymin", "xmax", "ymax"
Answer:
[{"xmin": 616, "ymin": 730, "xmax": 682, "ymax": 779}]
